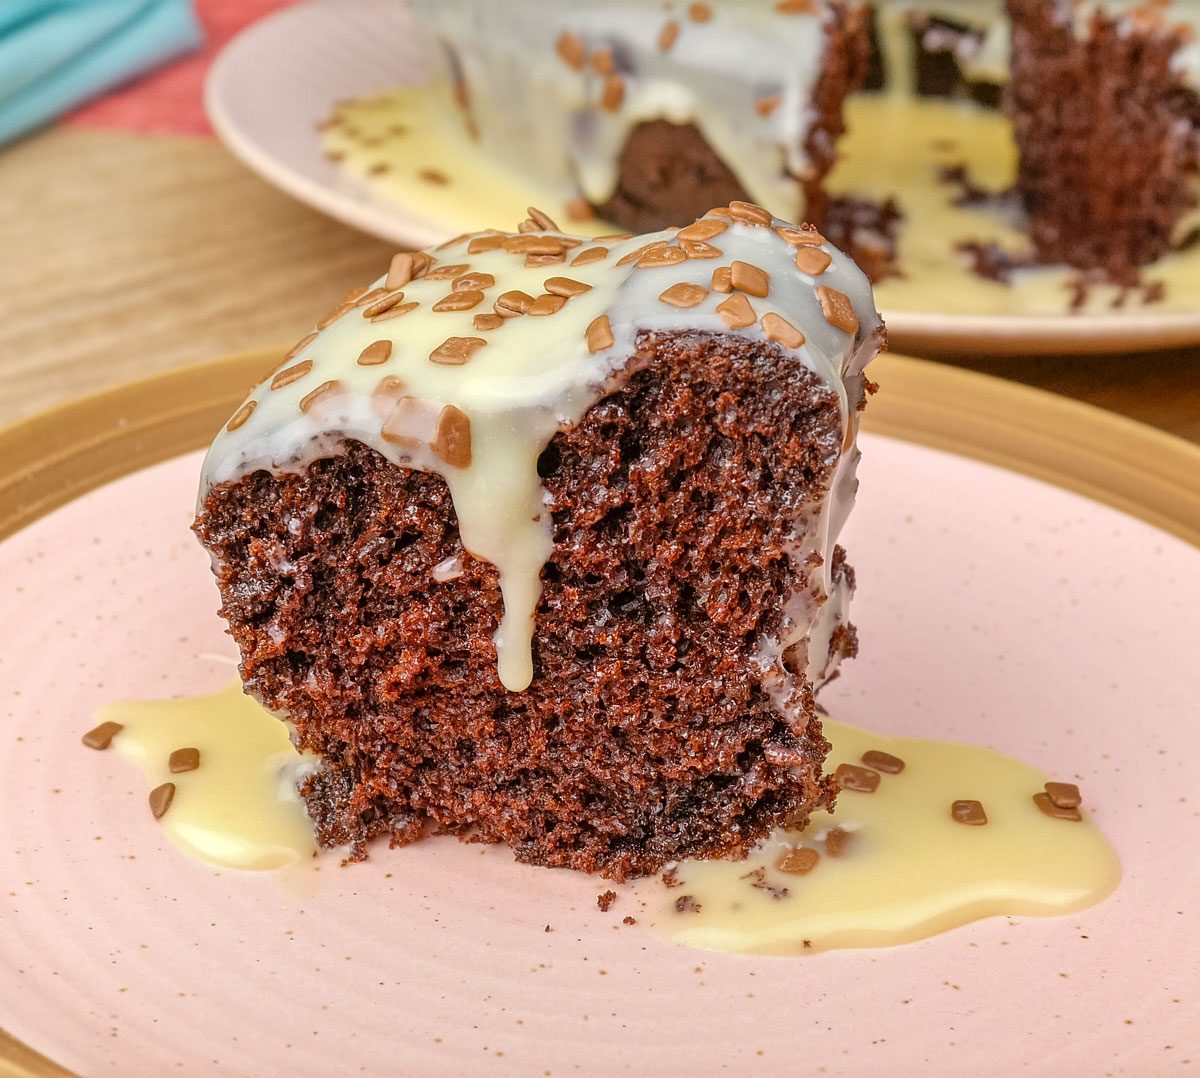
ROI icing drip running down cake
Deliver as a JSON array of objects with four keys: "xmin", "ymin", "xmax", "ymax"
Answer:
[
  {"xmin": 411, "ymin": 0, "xmax": 1200, "ymax": 283},
  {"xmin": 194, "ymin": 204, "xmax": 884, "ymax": 879}
]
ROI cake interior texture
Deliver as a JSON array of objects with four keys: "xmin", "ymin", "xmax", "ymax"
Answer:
[{"xmin": 196, "ymin": 329, "xmax": 860, "ymax": 880}]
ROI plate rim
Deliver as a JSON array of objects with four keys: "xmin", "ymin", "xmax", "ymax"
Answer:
[
  {"xmin": 2, "ymin": 347, "xmax": 1199, "ymax": 1075},
  {"xmin": 202, "ymin": 0, "xmax": 1200, "ymax": 357}
]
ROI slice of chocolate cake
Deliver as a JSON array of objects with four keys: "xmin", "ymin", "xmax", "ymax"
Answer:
[{"xmin": 194, "ymin": 204, "xmax": 884, "ymax": 880}]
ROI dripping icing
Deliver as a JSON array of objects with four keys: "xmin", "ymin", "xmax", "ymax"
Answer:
[{"xmin": 198, "ymin": 211, "xmax": 882, "ymax": 692}]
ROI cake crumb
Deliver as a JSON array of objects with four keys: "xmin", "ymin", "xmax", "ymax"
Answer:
[{"xmin": 596, "ymin": 890, "xmax": 617, "ymax": 912}]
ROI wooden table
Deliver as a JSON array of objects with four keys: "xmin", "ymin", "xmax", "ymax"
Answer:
[{"xmin": 2, "ymin": 126, "xmax": 1197, "ymax": 445}]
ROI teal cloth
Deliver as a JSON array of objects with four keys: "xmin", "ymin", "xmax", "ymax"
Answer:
[{"xmin": 0, "ymin": 0, "xmax": 202, "ymax": 146}]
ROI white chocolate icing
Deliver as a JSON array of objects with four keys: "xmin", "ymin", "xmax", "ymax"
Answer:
[{"xmin": 199, "ymin": 208, "xmax": 882, "ymax": 695}]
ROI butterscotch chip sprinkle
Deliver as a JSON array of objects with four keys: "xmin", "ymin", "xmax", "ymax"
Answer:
[
  {"xmin": 601, "ymin": 75, "xmax": 625, "ymax": 112},
  {"xmin": 756, "ymin": 95, "xmax": 782, "ymax": 117},
  {"xmin": 503, "ymin": 235, "xmax": 566, "ymax": 255},
  {"xmin": 951, "ymin": 799, "xmax": 988, "ymax": 826},
  {"xmin": 777, "ymin": 0, "xmax": 816, "ymax": 11},
  {"xmin": 711, "ymin": 266, "xmax": 733, "ymax": 293},
  {"xmin": 528, "ymin": 293, "xmax": 568, "ymax": 316},
  {"xmin": 825, "ymin": 827, "xmax": 851, "ymax": 857},
  {"xmin": 367, "ymin": 162, "xmax": 389, "ymax": 176},
  {"xmin": 373, "ymin": 374, "xmax": 405, "ymax": 400},
  {"xmin": 586, "ymin": 314, "xmax": 614, "ymax": 353},
  {"xmin": 818, "ymin": 285, "xmax": 859, "ymax": 333},
  {"xmin": 429, "ymin": 336, "xmax": 487, "ymax": 365},
  {"xmin": 795, "ymin": 247, "xmax": 833, "ymax": 275},
  {"xmin": 425, "ymin": 262, "xmax": 469, "ymax": 281},
  {"xmin": 776, "ymin": 847, "xmax": 819, "ymax": 874},
  {"xmin": 467, "ymin": 234, "xmax": 506, "ymax": 254},
  {"xmin": 659, "ymin": 282, "xmax": 708, "ymax": 308},
  {"xmin": 473, "ymin": 312, "xmax": 504, "ymax": 331},
  {"xmin": 716, "ymin": 293, "xmax": 755, "ymax": 328},
  {"xmin": 689, "ymin": 2, "xmax": 712, "ymax": 21},
  {"xmin": 861, "ymin": 749, "xmax": 905, "ymax": 774},
  {"xmin": 271, "ymin": 360, "xmax": 313, "ymax": 391},
  {"xmin": 168, "ymin": 747, "xmax": 200, "ymax": 774},
  {"xmin": 1045, "ymin": 781, "xmax": 1082, "ymax": 809},
  {"xmin": 284, "ymin": 331, "xmax": 318, "ymax": 361},
  {"xmin": 149, "ymin": 782, "xmax": 176, "ymax": 820},
  {"xmin": 730, "ymin": 260, "xmax": 770, "ymax": 297},
  {"xmin": 525, "ymin": 252, "xmax": 565, "ymax": 268},
  {"xmin": 418, "ymin": 168, "xmax": 449, "ymax": 186},
  {"xmin": 638, "ymin": 244, "xmax": 687, "ymax": 268},
  {"xmin": 565, "ymin": 197, "xmax": 594, "ymax": 222},
  {"xmin": 81, "ymin": 721, "xmax": 123, "ymax": 750},
  {"xmin": 594, "ymin": 232, "xmax": 635, "ymax": 243},
  {"xmin": 526, "ymin": 205, "xmax": 560, "ymax": 231},
  {"xmin": 1033, "ymin": 792, "xmax": 1083, "ymax": 821},
  {"xmin": 545, "ymin": 276, "xmax": 592, "ymax": 297},
  {"xmin": 432, "ymin": 405, "xmax": 472, "ymax": 468},
  {"xmin": 833, "ymin": 763, "xmax": 880, "ymax": 793},
  {"xmin": 761, "ymin": 312, "xmax": 805, "ymax": 348},
  {"xmin": 433, "ymin": 289, "xmax": 485, "ymax": 312},
  {"xmin": 386, "ymin": 252, "xmax": 417, "ymax": 289},
  {"xmin": 452, "ymin": 272, "xmax": 495, "ymax": 292},
  {"xmin": 707, "ymin": 207, "xmax": 733, "ymax": 219},
  {"xmin": 677, "ymin": 218, "xmax": 729, "ymax": 242},
  {"xmin": 436, "ymin": 232, "xmax": 470, "ymax": 250},
  {"xmin": 556, "ymin": 29, "xmax": 585, "ymax": 69},
  {"xmin": 363, "ymin": 290, "xmax": 407, "ymax": 318},
  {"xmin": 339, "ymin": 283, "xmax": 369, "ymax": 304},
  {"xmin": 571, "ymin": 246, "xmax": 609, "ymax": 266},
  {"xmin": 659, "ymin": 18, "xmax": 680, "ymax": 51},
  {"xmin": 729, "ymin": 200, "xmax": 773, "ymax": 227},
  {"xmin": 590, "ymin": 47, "xmax": 615, "ymax": 76},
  {"xmin": 616, "ymin": 241, "xmax": 666, "ymax": 267},
  {"xmin": 316, "ymin": 301, "xmax": 354, "ymax": 330},
  {"xmin": 776, "ymin": 224, "xmax": 826, "ymax": 246},
  {"xmin": 370, "ymin": 301, "xmax": 419, "ymax": 323},
  {"xmin": 354, "ymin": 288, "xmax": 390, "ymax": 309},
  {"xmin": 380, "ymin": 396, "xmax": 422, "ymax": 447},
  {"xmin": 680, "ymin": 239, "xmax": 722, "ymax": 260},
  {"xmin": 226, "ymin": 400, "xmax": 256, "ymax": 432},
  {"xmin": 495, "ymin": 289, "xmax": 536, "ymax": 317},
  {"xmin": 299, "ymin": 379, "xmax": 341, "ymax": 413}
]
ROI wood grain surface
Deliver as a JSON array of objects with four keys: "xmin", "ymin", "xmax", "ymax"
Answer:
[{"xmin": 0, "ymin": 126, "xmax": 1196, "ymax": 443}]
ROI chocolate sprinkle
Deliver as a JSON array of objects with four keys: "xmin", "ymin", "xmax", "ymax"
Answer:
[
  {"xmin": 168, "ymin": 747, "xmax": 200, "ymax": 774},
  {"xmin": 951, "ymin": 799, "xmax": 988, "ymax": 826},
  {"xmin": 148, "ymin": 782, "xmax": 176, "ymax": 820},
  {"xmin": 81, "ymin": 721, "xmax": 123, "ymax": 750},
  {"xmin": 1033, "ymin": 792, "xmax": 1083, "ymax": 822},
  {"xmin": 1045, "ymin": 782, "xmax": 1082, "ymax": 809},
  {"xmin": 861, "ymin": 749, "xmax": 905, "ymax": 774},
  {"xmin": 833, "ymin": 763, "xmax": 880, "ymax": 793},
  {"xmin": 776, "ymin": 847, "xmax": 820, "ymax": 875}
]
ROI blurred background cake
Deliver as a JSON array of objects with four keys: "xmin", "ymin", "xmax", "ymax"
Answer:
[{"xmin": 413, "ymin": 0, "xmax": 1200, "ymax": 284}]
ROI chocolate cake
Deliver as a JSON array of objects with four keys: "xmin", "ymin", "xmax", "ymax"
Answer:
[
  {"xmin": 412, "ymin": 0, "xmax": 1200, "ymax": 283},
  {"xmin": 194, "ymin": 204, "xmax": 884, "ymax": 879}
]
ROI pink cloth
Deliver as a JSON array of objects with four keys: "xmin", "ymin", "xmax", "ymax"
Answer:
[{"xmin": 67, "ymin": 0, "xmax": 298, "ymax": 137}]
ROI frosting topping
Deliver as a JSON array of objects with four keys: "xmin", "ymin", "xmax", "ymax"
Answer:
[{"xmin": 199, "ymin": 205, "xmax": 883, "ymax": 692}]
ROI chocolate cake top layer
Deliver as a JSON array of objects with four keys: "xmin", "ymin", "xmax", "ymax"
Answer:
[
  {"xmin": 200, "ymin": 204, "xmax": 883, "ymax": 694},
  {"xmin": 410, "ymin": 0, "xmax": 847, "ymax": 214}
]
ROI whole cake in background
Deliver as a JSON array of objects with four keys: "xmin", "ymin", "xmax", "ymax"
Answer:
[
  {"xmin": 412, "ymin": 0, "xmax": 1200, "ymax": 284},
  {"xmin": 194, "ymin": 203, "xmax": 884, "ymax": 879}
]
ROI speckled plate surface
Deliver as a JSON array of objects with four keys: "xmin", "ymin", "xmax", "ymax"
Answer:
[
  {"xmin": 205, "ymin": 0, "xmax": 1200, "ymax": 358},
  {"xmin": 1, "ymin": 350, "xmax": 1199, "ymax": 1075}
]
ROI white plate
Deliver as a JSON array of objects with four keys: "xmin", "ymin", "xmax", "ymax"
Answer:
[{"xmin": 205, "ymin": 0, "xmax": 1200, "ymax": 356}]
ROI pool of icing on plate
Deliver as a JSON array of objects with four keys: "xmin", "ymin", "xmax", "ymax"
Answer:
[
  {"xmin": 98, "ymin": 686, "xmax": 1119, "ymax": 955},
  {"xmin": 322, "ymin": 87, "xmax": 1200, "ymax": 317}
]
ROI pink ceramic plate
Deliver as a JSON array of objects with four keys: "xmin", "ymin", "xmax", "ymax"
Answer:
[{"xmin": 2, "ymin": 415, "xmax": 1199, "ymax": 1073}]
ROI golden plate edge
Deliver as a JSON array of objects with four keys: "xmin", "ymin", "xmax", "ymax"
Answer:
[{"xmin": 2, "ymin": 347, "xmax": 1199, "ymax": 1073}]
